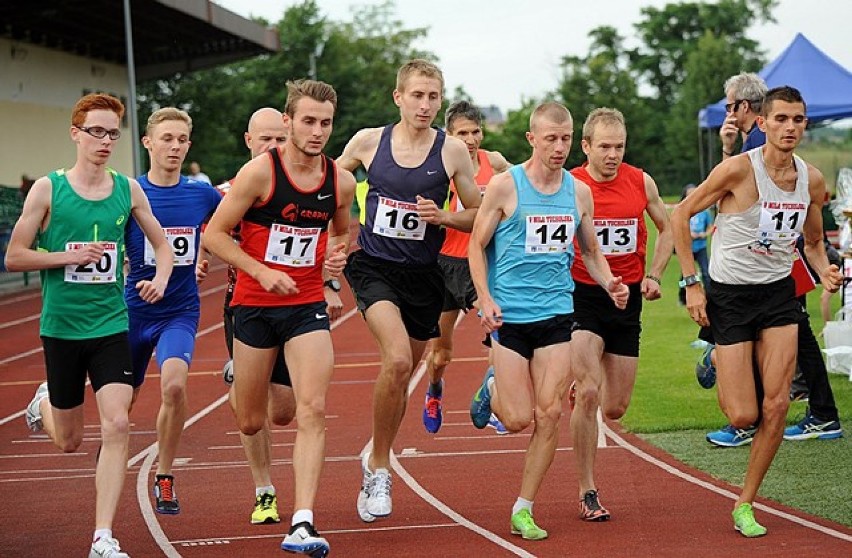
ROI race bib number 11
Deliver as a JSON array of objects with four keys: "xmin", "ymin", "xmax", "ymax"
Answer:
[{"xmin": 64, "ymin": 242, "xmax": 118, "ymax": 283}]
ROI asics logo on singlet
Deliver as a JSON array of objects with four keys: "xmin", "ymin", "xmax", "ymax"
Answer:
[
  {"xmin": 115, "ymin": 215, "xmax": 125, "ymax": 225},
  {"xmin": 317, "ymin": 193, "xmax": 333, "ymax": 201}
]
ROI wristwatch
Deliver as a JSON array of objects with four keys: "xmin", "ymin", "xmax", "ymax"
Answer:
[
  {"xmin": 678, "ymin": 275, "xmax": 700, "ymax": 288},
  {"xmin": 323, "ymin": 279, "xmax": 342, "ymax": 292}
]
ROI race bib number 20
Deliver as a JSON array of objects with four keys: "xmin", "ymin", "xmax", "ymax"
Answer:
[
  {"xmin": 525, "ymin": 214, "xmax": 575, "ymax": 253},
  {"xmin": 64, "ymin": 242, "xmax": 118, "ymax": 283}
]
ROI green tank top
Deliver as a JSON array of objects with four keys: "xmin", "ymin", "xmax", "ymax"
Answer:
[{"xmin": 38, "ymin": 168, "xmax": 132, "ymax": 339}]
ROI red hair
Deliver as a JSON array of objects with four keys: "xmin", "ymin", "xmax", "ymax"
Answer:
[{"xmin": 71, "ymin": 93, "xmax": 125, "ymax": 127}]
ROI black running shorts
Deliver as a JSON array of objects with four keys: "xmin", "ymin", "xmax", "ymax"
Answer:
[
  {"xmin": 438, "ymin": 254, "xmax": 477, "ymax": 312},
  {"xmin": 706, "ymin": 276, "xmax": 803, "ymax": 346},
  {"xmin": 571, "ymin": 281, "xmax": 643, "ymax": 357},
  {"xmin": 41, "ymin": 332, "xmax": 134, "ymax": 409},
  {"xmin": 490, "ymin": 314, "xmax": 576, "ymax": 360},
  {"xmin": 344, "ymin": 250, "xmax": 444, "ymax": 341}
]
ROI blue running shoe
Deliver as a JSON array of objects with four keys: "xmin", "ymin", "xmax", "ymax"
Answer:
[
  {"xmin": 281, "ymin": 521, "xmax": 329, "ymax": 557},
  {"xmin": 487, "ymin": 413, "xmax": 508, "ymax": 435},
  {"xmin": 470, "ymin": 366, "xmax": 495, "ymax": 429},
  {"xmin": 422, "ymin": 380, "xmax": 443, "ymax": 433},
  {"xmin": 706, "ymin": 424, "xmax": 756, "ymax": 447},
  {"xmin": 783, "ymin": 414, "xmax": 843, "ymax": 441},
  {"xmin": 695, "ymin": 344, "xmax": 716, "ymax": 389}
]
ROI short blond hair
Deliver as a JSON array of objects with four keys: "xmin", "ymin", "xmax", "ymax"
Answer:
[
  {"xmin": 146, "ymin": 107, "xmax": 192, "ymax": 136},
  {"xmin": 582, "ymin": 107, "xmax": 625, "ymax": 142},
  {"xmin": 396, "ymin": 59, "xmax": 444, "ymax": 92},
  {"xmin": 529, "ymin": 101, "xmax": 572, "ymax": 131}
]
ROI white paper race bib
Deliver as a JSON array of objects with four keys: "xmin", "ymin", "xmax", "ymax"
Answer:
[
  {"xmin": 264, "ymin": 223, "xmax": 320, "ymax": 267},
  {"xmin": 64, "ymin": 242, "xmax": 118, "ymax": 283},
  {"xmin": 373, "ymin": 196, "xmax": 427, "ymax": 240},
  {"xmin": 525, "ymin": 214, "xmax": 575, "ymax": 253},
  {"xmin": 455, "ymin": 185, "xmax": 488, "ymax": 212},
  {"xmin": 594, "ymin": 218, "xmax": 638, "ymax": 254},
  {"xmin": 144, "ymin": 227, "xmax": 196, "ymax": 266},
  {"xmin": 757, "ymin": 200, "xmax": 806, "ymax": 242}
]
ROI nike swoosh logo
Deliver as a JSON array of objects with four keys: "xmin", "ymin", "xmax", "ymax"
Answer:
[
  {"xmin": 317, "ymin": 193, "xmax": 333, "ymax": 200},
  {"xmin": 123, "ymin": 370, "xmax": 133, "ymax": 376},
  {"xmin": 315, "ymin": 313, "xmax": 327, "ymax": 320},
  {"xmin": 427, "ymin": 170, "xmax": 438, "ymax": 175}
]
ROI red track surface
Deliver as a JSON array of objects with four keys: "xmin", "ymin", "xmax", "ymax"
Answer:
[{"xmin": 1, "ymin": 265, "xmax": 850, "ymax": 557}]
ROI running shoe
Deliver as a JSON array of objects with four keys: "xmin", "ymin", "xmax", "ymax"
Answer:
[
  {"xmin": 487, "ymin": 413, "xmax": 508, "ymax": 435},
  {"xmin": 422, "ymin": 380, "xmax": 443, "ymax": 433},
  {"xmin": 732, "ymin": 502, "xmax": 767, "ymax": 538},
  {"xmin": 579, "ymin": 489, "xmax": 611, "ymax": 521},
  {"xmin": 695, "ymin": 344, "xmax": 716, "ymax": 389},
  {"xmin": 89, "ymin": 536, "xmax": 129, "ymax": 558},
  {"xmin": 568, "ymin": 380, "xmax": 577, "ymax": 412},
  {"xmin": 510, "ymin": 508, "xmax": 548, "ymax": 540},
  {"xmin": 356, "ymin": 452, "xmax": 391, "ymax": 522},
  {"xmin": 222, "ymin": 359, "xmax": 234, "ymax": 386},
  {"xmin": 251, "ymin": 492, "xmax": 281, "ymax": 524},
  {"xmin": 783, "ymin": 414, "xmax": 843, "ymax": 441},
  {"xmin": 706, "ymin": 424, "xmax": 756, "ymax": 447},
  {"xmin": 470, "ymin": 366, "xmax": 495, "ymax": 429},
  {"xmin": 281, "ymin": 521, "xmax": 330, "ymax": 557},
  {"xmin": 153, "ymin": 474, "xmax": 180, "ymax": 514},
  {"xmin": 25, "ymin": 382, "xmax": 49, "ymax": 432}
]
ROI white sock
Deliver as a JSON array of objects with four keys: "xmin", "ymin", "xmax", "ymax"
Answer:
[
  {"xmin": 93, "ymin": 529, "xmax": 112, "ymax": 543},
  {"xmin": 292, "ymin": 509, "xmax": 314, "ymax": 526},
  {"xmin": 487, "ymin": 376, "xmax": 495, "ymax": 396},
  {"xmin": 512, "ymin": 497, "xmax": 533, "ymax": 516},
  {"xmin": 256, "ymin": 485, "xmax": 275, "ymax": 497}
]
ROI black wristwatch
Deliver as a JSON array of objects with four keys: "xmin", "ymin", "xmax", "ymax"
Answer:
[
  {"xmin": 678, "ymin": 274, "xmax": 700, "ymax": 288},
  {"xmin": 324, "ymin": 279, "xmax": 342, "ymax": 292}
]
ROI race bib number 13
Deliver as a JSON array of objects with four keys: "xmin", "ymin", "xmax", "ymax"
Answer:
[
  {"xmin": 373, "ymin": 196, "xmax": 426, "ymax": 240},
  {"xmin": 594, "ymin": 218, "xmax": 638, "ymax": 254},
  {"xmin": 64, "ymin": 242, "xmax": 118, "ymax": 283},
  {"xmin": 525, "ymin": 214, "xmax": 575, "ymax": 253}
]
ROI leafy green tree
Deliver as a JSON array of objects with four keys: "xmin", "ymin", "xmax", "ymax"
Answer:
[{"xmin": 481, "ymin": 99, "xmax": 537, "ymax": 164}]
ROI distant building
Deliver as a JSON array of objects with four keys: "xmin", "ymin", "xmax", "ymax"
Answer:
[{"xmin": 480, "ymin": 105, "xmax": 505, "ymax": 130}]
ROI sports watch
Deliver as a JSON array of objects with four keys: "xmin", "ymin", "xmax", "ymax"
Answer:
[
  {"xmin": 678, "ymin": 274, "xmax": 700, "ymax": 288},
  {"xmin": 324, "ymin": 279, "xmax": 342, "ymax": 292}
]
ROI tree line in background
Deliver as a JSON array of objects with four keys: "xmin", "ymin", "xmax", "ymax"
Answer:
[{"xmin": 137, "ymin": 0, "xmax": 778, "ymax": 194}]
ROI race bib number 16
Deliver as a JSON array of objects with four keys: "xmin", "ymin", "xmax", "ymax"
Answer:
[
  {"xmin": 373, "ymin": 196, "xmax": 426, "ymax": 240},
  {"xmin": 64, "ymin": 242, "xmax": 118, "ymax": 283},
  {"xmin": 525, "ymin": 214, "xmax": 575, "ymax": 253}
]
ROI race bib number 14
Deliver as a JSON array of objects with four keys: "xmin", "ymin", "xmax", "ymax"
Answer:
[{"xmin": 525, "ymin": 214, "xmax": 575, "ymax": 253}]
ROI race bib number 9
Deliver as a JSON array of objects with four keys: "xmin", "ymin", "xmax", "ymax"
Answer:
[
  {"xmin": 757, "ymin": 201, "xmax": 806, "ymax": 241},
  {"xmin": 525, "ymin": 214, "xmax": 575, "ymax": 253},
  {"xmin": 64, "ymin": 242, "xmax": 118, "ymax": 283},
  {"xmin": 373, "ymin": 196, "xmax": 426, "ymax": 240},
  {"xmin": 265, "ymin": 224, "xmax": 320, "ymax": 267},
  {"xmin": 594, "ymin": 218, "xmax": 638, "ymax": 254},
  {"xmin": 144, "ymin": 227, "xmax": 196, "ymax": 266}
]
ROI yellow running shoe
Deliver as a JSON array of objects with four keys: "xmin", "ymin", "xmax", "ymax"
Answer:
[
  {"xmin": 732, "ymin": 503, "xmax": 767, "ymax": 537},
  {"xmin": 510, "ymin": 508, "xmax": 548, "ymax": 540},
  {"xmin": 251, "ymin": 492, "xmax": 281, "ymax": 524}
]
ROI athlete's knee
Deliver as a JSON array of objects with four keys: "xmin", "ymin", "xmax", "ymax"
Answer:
[
  {"xmin": 534, "ymin": 401, "xmax": 562, "ymax": 430},
  {"xmin": 726, "ymin": 408, "xmax": 759, "ymax": 429},
  {"xmin": 430, "ymin": 346, "xmax": 453, "ymax": 370},
  {"xmin": 603, "ymin": 400, "xmax": 628, "ymax": 421},
  {"xmin": 160, "ymin": 376, "xmax": 186, "ymax": 407},
  {"xmin": 501, "ymin": 408, "xmax": 534, "ymax": 433},
  {"xmin": 382, "ymin": 354, "xmax": 414, "ymax": 385},
  {"xmin": 268, "ymin": 391, "xmax": 296, "ymax": 426},
  {"xmin": 575, "ymin": 382, "xmax": 602, "ymax": 414},
  {"xmin": 101, "ymin": 412, "xmax": 131, "ymax": 441},
  {"xmin": 55, "ymin": 433, "xmax": 84, "ymax": 453},
  {"xmin": 238, "ymin": 415, "xmax": 264, "ymax": 436},
  {"xmin": 295, "ymin": 395, "xmax": 327, "ymax": 428},
  {"xmin": 760, "ymin": 394, "xmax": 790, "ymax": 424}
]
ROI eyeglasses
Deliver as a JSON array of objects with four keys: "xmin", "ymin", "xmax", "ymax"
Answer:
[
  {"xmin": 724, "ymin": 100, "xmax": 744, "ymax": 113},
  {"xmin": 75, "ymin": 126, "xmax": 121, "ymax": 140}
]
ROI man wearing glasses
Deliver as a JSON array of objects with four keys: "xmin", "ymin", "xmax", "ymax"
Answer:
[
  {"xmin": 6, "ymin": 93, "xmax": 173, "ymax": 558},
  {"xmin": 720, "ymin": 72, "xmax": 768, "ymax": 160}
]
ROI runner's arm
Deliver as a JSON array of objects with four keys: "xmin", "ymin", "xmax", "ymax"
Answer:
[{"xmin": 130, "ymin": 179, "xmax": 173, "ymax": 302}]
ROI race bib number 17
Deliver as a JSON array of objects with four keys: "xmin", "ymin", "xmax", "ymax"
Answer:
[
  {"xmin": 64, "ymin": 242, "xmax": 118, "ymax": 283},
  {"xmin": 264, "ymin": 224, "xmax": 320, "ymax": 267}
]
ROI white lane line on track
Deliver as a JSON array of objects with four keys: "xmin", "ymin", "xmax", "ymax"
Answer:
[
  {"xmin": 0, "ymin": 291, "xmax": 41, "ymax": 306},
  {"xmin": 137, "ymin": 306, "xmax": 358, "ymax": 557},
  {"xmin": 0, "ymin": 312, "xmax": 39, "ymax": 330},
  {"xmin": 602, "ymin": 423, "xmax": 852, "ymax": 542}
]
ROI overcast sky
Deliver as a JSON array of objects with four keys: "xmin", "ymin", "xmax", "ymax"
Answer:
[{"xmin": 215, "ymin": 0, "xmax": 852, "ymax": 114}]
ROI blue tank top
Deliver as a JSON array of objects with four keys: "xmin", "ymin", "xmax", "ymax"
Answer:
[
  {"xmin": 487, "ymin": 165, "xmax": 579, "ymax": 323},
  {"xmin": 358, "ymin": 125, "xmax": 450, "ymax": 265},
  {"xmin": 125, "ymin": 175, "xmax": 221, "ymax": 318}
]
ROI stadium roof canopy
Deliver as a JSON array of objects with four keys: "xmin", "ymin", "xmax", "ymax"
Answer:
[{"xmin": 0, "ymin": 0, "xmax": 279, "ymax": 81}]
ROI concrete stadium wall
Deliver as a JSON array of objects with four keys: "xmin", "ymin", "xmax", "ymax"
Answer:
[{"xmin": 0, "ymin": 37, "xmax": 133, "ymax": 185}]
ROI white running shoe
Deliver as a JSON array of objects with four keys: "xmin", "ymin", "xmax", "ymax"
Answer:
[
  {"xmin": 89, "ymin": 536, "xmax": 130, "ymax": 558},
  {"xmin": 356, "ymin": 452, "xmax": 392, "ymax": 522},
  {"xmin": 25, "ymin": 382, "xmax": 49, "ymax": 432},
  {"xmin": 281, "ymin": 521, "xmax": 329, "ymax": 557}
]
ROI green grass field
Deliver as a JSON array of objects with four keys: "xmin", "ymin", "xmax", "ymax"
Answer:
[{"xmin": 620, "ymin": 213, "xmax": 852, "ymax": 527}]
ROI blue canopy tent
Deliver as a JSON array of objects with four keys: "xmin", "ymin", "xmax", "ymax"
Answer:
[{"xmin": 697, "ymin": 33, "xmax": 852, "ymax": 175}]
